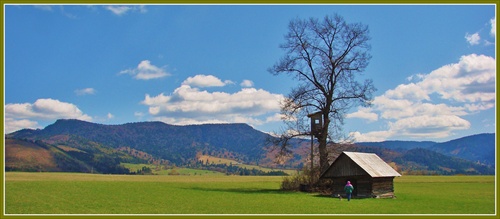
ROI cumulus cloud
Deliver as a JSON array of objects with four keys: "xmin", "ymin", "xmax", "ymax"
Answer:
[
  {"xmin": 420, "ymin": 54, "xmax": 495, "ymax": 103},
  {"xmin": 141, "ymin": 76, "xmax": 284, "ymax": 127},
  {"xmin": 4, "ymin": 118, "xmax": 40, "ymax": 134},
  {"xmin": 349, "ymin": 131, "xmax": 393, "ymax": 142},
  {"xmin": 104, "ymin": 5, "xmax": 147, "ymax": 16},
  {"xmin": 406, "ymin": 73, "xmax": 425, "ymax": 82},
  {"xmin": 240, "ymin": 80, "xmax": 254, "ymax": 87},
  {"xmin": 75, "ymin": 88, "xmax": 96, "ymax": 96},
  {"xmin": 182, "ymin": 75, "xmax": 233, "ymax": 87},
  {"xmin": 350, "ymin": 54, "xmax": 495, "ymax": 141},
  {"xmin": 385, "ymin": 83, "xmax": 430, "ymax": 101},
  {"xmin": 5, "ymin": 98, "xmax": 93, "ymax": 133},
  {"xmin": 119, "ymin": 60, "xmax": 170, "ymax": 80},
  {"xmin": 465, "ymin": 32, "xmax": 481, "ymax": 45},
  {"xmin": 390, "ymin": 115, "xmax": 470, "ymax": 138},
  {"xmin": 346, "ymin": 107, "xmax": 378, "ymax": 122}
]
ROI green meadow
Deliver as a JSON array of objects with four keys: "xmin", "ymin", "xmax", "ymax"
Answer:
[
  {"xmin": 4, "ymin": 172, "xmax": 495, "ymax": 215},
  {"xmin": 121, "ymin": 163, "xmax": 226, "ymax": 176}
]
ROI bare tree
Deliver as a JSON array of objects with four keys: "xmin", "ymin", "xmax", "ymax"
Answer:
[{"xmin": 269, "ymin": 14, "xmax": 376, "ymax": 175}]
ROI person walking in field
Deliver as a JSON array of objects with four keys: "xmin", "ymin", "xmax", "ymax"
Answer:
[{"xmin": 344, "ymin": 181, "xmax": 354, "ymax": 201}]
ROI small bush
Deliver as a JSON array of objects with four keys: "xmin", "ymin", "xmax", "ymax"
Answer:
[
  {"xmin": 280, "ymin": 166, "xmax": 320, "ymax": 191},
  {"xmin": 168, "ymin": 169, "xmax": 180, "ymax": 175}
]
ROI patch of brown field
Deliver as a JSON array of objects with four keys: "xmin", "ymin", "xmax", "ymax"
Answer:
[{"xmin": 5, "ymin": 138, "xmax": 59, "ymax": 171}]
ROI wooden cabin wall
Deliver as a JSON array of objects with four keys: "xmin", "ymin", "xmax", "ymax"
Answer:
[
  {"xmin": 372, "ymin": 177, "xmax": 396, "ymax": 198},
  {"xmin": 329, "ymin": 176, "xmax": 373, "ymax": 197},
  {"xmin": 322, "ymin": 154, "xmax": 367, "ymax": 178},
  {"xmin": 355, "ymin": 177, "xmax": 372, "ymax": 197},
  {"xmin": 329, "ymin": 177, "xmax": 396, "ymax": 198}
]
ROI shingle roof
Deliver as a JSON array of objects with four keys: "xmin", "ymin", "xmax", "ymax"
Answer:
[{"xmin": 343, "ymin": 151, "xmax": 401, "ymax": 177}]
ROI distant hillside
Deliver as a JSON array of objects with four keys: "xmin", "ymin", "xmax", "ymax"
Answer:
[
  {"xmin": 428, "ymin": 133, "xmax": 495, "ymax": 166},
  {"xmin": 5, "ymin": 138, "xmax": 91, "ymax": 172},
  {"xmin": 398, "ymin": 148, "xmax": 494, "ymax": 175},
  {"xmin": 6, "ymin": 119, "xmax": 495, "ymax": 175},
  {"xmin": 357, "ymin": 133, "xmax": 495, "ymax": 166},
  {"xmin": 5, "ymin": 137, "xmax": 143, "ymax": 174},
  {"xmin": 8, "ymin": 119, "xmax": 270, "ymax": 165},
  {"xmin": 356, "ymin": 140, "xmax": 436, "ymax": 151}
]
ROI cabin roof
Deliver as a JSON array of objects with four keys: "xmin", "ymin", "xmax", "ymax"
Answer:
[
  {"xmin": 342, "ymin": 152, "xmax": 401, "ymax": 177},
  {"xmin": 321, "ymin": 151, "xmax": 401, "ymax": 179}
]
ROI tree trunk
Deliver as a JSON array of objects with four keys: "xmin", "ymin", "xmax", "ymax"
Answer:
[
  {"xmin": 318, "ymin": 134, "xmax": 329, "ymax": 174},
  {"xmin": 318, "ymin": 113, "xmax": 330, "ymax": 174}
]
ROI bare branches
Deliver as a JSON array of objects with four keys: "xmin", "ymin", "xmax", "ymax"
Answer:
[{"xmin": 269, "ymin": 13, "xmax": 375, "ymax": 173}]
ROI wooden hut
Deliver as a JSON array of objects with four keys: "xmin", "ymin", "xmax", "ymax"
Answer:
[{"xmin": 320, "ymin": 151, "xmax": 401, "ymax": 198}]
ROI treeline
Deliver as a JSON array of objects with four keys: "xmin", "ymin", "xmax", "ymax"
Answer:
[{"xmin": 188, "ymin": 160, "xmax": 288, "ymax": 176}]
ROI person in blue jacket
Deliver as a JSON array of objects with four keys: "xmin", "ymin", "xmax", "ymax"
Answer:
[{"xmin": 344, "ymin": 181, "xmax": 354, "ymax": 201}]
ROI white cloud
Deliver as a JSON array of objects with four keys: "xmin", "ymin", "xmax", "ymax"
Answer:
[
  {"xmin": 105, "ymin": 6, "xmax": 130, "ymax": 15},
  {"xmin": 350, "ymin": 114, "xmax": 471, "ymax": 142},
  {"xmin": 465, "ymin": 32, "xmax": 481, "ymax": 45},
  {"xmin": 346, "ymin": 107, "xmax": 378, "ymax": 122},
  {"xmin": 119, "ymin": 60, "xmax": 170, "ymax": 80},
  {"xmin": 4, "ymin": 118, "xmax": 41, "ymax": 134},
  {"xmin": 141, "ymin": 80, "xmax": 284, "ymax": 127},
  {"xmin": 388, "ymin": 115, "xmax": 470, "ymax": 138},
  {"xmin": 406, "ymin": 73, "xmax": 425, "ymax": 82},
  {"xmin": 107, "ymin": 113, "xmax": 115, "ymax": 119},
  {"xmin": 349, "ymin": 131, "xmax": 393, "ymax": 142},
  {"xmin": 490, "ymin": 18, "xmax": 496, "ymax": 37},
  {"xmin": 182, "ymin": 75, "xmax": 232, "ymax": 87},
  {"xmin": 265, "ymin": 113, "xmax": 285, "ymax": 123},
  {"xmin": 350, "ymin": 54, "xmax": 495, "ymax": 141},
  {"xmin": 75, "ymin": 88, "xmax": 96, "ymax": 96},
  {"xmin": 5, "ymin": 98, "xmax": 93, "ymax": 133},
  {"xmin": 240, "ymin": 80, "xmax": 254, "ymax": 87},
  {"xmin": 5, "ymin": 98, "xmax": 92, "ymax": 121},
  {"xmin": 104, "ymin": 5, "xmax": 147, "ymax": 16},
  {"xmin": 419, "ymin": 54, "xmax": 495, "ymax": 103},
  {"xmin": 385, "ymin": 83, "xmax": 430, "ymax": 101}
]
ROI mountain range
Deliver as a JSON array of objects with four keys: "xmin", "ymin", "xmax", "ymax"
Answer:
[
  {"xmin": 357, "ymin": 133, "xmax": 495, "ymax": 166},
  {"xmin": 5, "ymin": 119, "xmax": 495, "ymax": 175}
]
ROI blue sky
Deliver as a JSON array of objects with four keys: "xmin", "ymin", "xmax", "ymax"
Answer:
[{"xmin": 4, "ymin": 4, "xmax": 496, "ymax": 142}]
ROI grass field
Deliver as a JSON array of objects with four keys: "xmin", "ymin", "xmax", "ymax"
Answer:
[
  {"xmin": 197, "ymin": 155, "xmax": 297, "ymax": 175},
  {"xmin": 121, "ymin": 156, "xmax": 297, "ymax": 176},
  {"xmin": 4, "ymin": 172, "xmax": 496, "ymax": 215},
  {"xmin": 121, "ymin": 163, "xmax": 226, "ymax": 176}
]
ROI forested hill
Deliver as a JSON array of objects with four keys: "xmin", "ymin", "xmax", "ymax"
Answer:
[
  {"xmin": 356, "ymin": 133, "xmax": 495, "ymax": 166},
  {"xmin": 430, "ymin": 133, "xmax": 495, "ymax": 166},
  {"xmin": 6, "ymin": 119, "xmax": 495, "ymax": 175},
  {"xmin": 8, "ymin": 119, "xmax": 270, "ymax": 165}
]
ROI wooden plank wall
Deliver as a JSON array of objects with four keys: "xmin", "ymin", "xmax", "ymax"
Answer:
[
  {"xmin": 372, "ymin": 177, "xmax": 396, "ymax": 198},
  {"xmin": 322, "ymin": 154, "xmax": 367, "ymax": 178},
  {"xmin": 329, "ymin": 177, "xmax": 396, "ymax": 198}
]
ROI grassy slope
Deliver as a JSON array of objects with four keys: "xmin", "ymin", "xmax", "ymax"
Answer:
[{"xmin": 5, "ymin": 172, "xmax": 495, "ymax": 215}]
